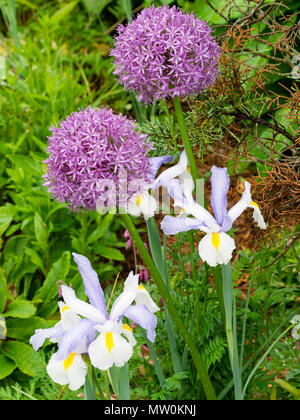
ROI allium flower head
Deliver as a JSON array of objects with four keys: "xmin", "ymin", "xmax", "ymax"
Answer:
[
  {"xmin": 43, "ymin": 106, "xmax": 153, "ymax": 211},
  {"xmin": 111, "ymin": 5, "xmax": 221, "ymax": 103}
]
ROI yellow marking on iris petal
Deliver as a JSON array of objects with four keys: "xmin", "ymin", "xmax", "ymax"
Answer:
[
  {"xmin": 123, "ymin": 324, "xmax": 132, "ymax": 332},
  {"xmin": 61, "ymin": 305, "xmax": 69, "ymax": 313},
  {"xmin": 211, "ymin": 232, "xmax": 221, "ymax": 250},
  {"xmin": 250, "ymin": 201, "xmax": 259, "ymax": 208},
  {"xmin": 135, "ymin": 194, "xmax": 142, "ymax": 206},
  {"xmin": 105, "ymin": 332, "xmax": 114, "ymax": 354},
  {"xmin": 186, "ymin": 166, "xmax": 191, "ymax": 173},
  {"xmin": 63, "ymin": 352, "xmax": 76, "ymax": 371},
  {"xmin": 180, "ymin": 208, "xmax": 185, "ymax": 214},
  {"xmin": 138, "ymin": 285, "xmax": 146, "ymax": 290}
]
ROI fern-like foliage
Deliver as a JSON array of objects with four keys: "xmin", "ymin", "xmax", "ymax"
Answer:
[{"xmin": 202, "ymin": 336, "xmax": 227, "ymax": 370}]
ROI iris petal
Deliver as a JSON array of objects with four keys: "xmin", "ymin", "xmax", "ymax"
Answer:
[
  {"xmin": 210, "ymin": 166, "xmax": 230, "ymax": 227},
  {"xmin": 72, "ymin": 253, "xmax": 108, "ymax": 320},
  {"xmin": 124, "ymin": 304, "xmax": 157, "ymax": 342},
  {"xmin": 161, "ymin": 215, "xmax": 208, "ymax": 235}
]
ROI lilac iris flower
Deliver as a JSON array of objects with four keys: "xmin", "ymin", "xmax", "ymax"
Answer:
[
  {"xmin": 30, "ymin": 253, "xmax": 159, "ymax": 382},
  {"xmin": 160, "ymin": 159, "xmax": 266, "ymax": 266}
]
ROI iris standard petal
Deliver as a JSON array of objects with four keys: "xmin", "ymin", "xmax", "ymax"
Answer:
[
  {"xmin": 58, "ymin": 302, "xmax": 83, "ymax": 331},
  {"xmin": 161, "ymin": 215, "xmax": 208, "ymax": 235},
  {"xmin": 179, "ymin": 169, "xmax": 194, "ymax": 201},
  {"xmin": 61, "ymin": 285, "xmax": 106, "ymax": 324},
  {"xmin": 250, "ymin": 202, "xmax": 267, "ymax": 229},
  {"xmin": 72, "ymin": 253, "xmax": 108, "ymax": 320},
  {"xmin": 210, "ymin": 166, "xmax": 230, "ymax": 227},
  {"xmin": 121, "ymin": 323, "xmax": 137, "ymax": 346},
  {"xmin": 123, "ymin": 304, "xmax": 157, "ymax": 342},
  {"xmin": 228, "ymin": 181, "xmax": 251, "ymax": 223},
  {"xmin": 181, "ymin": 200, "xmax": 221, "ymax": 232},
  {"xmin": 109, "ymin": 271, "xmax": 139, "ymax": 321},
  {"xmin": 152, "ymin": 150, "xmax": 187, "ymax": 189},
  {"xmin": 149, "ymin": 155, "xmax": 173, "ymax": 182},
  {"xmin": 135, "ymin": 286, "xmax": 160, "ymax": 313}
]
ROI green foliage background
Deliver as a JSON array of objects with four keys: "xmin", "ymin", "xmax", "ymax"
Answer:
[{"xmin": 0, "ymin": 0, "xmax": 299, "ymax": 400}]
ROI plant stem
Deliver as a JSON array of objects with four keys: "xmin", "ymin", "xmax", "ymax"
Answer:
[
  {"xmin": 120, "ymin": 213, "xmax": 216, "ymax": 400},
  {"xmin": 141, "ymin": 329, "xmax": 165, "ymax": 387},
  {"xmin": 173, "ymin": 96, "xmax": 200, "ymax": 185},
  {"xmin": 212, "ymin": 265, "xmax": 226, "ymax": 331},
  {"xmin": 187, "ymin": 231, "xmax": 198, "ymax": 285},
  {"xmin": 160, "ymin": 99, "xmax": 178, "ymax": 152}
]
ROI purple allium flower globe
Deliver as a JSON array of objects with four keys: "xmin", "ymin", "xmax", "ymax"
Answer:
[
  {"xmin": 110, "ymin": 5, "xmax": 221, "ymax": 104},
  {"xmin": 43, "ymin": 107, "xmax": 153, "ymax": 211}
]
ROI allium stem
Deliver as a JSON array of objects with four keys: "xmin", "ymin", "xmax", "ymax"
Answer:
[
  {"xmin": 120, "ymin": 213, "xmax": 217, "ymax": 400},
  {"xmin": 173, "ymin": 96, "xmax": 200, "ymax": 186},
  {"xmin": 160, "ymin": 99, "xmax": 178, "ymax": 152}
]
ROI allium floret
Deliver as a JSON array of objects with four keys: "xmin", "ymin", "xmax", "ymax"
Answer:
[
  {"xmin": 43, "ymin": 106, "xmax": 153, "ymax": 211},
  {"xmin": 110, "ymin": 5, "xmax": 221, "ymax": 103}
]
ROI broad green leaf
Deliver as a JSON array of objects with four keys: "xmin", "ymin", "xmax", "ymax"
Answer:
[
  {"xmin": 0, "ymin": 355, "xmax": 16, "ymax": 380},
  {"xmin": 109, "ymin": 364, "xmax": 130, "ymax": 400},
  {"xmin": 86, "ymin": 214, "xmax": 114, "ymax": 244},
  {"xmin": 4, "ymin": 296, "xmax": 36, "ymax": 319},
  {"xmin": 94, "ymin": 243, "xmax": 125, "ymax": 261},
  {"xmin": 0, "ymin": 220, "xmax": 12, "ymax": 236},
  {"xmin": 25, "ymin": 247, "xmax": 45, "ymax": 274},
  {"xmin": 5, "ymin": 222, "xmax": 21, "ymax": 236},
  {"xmin": 6, "ymin": 316, "xmax": 56, "ymax": 341},
  {"xmin": 34, "ymin": 212, "xmax": 47, "ymax": 247},
  {"xmin": 2, "ymin": 341, "xmax": 46, "ymax": 377},
  {"xmin": 0, "ymin": 205, "xmax": 16, "ymax": 222},
  {"xmin": 35, "ymin": 251, "xmax": 70, "ymax": 318},
  {"xmin": 7, "ymin": 154, "xmax": 40, "ymax": 176},
  {"xmin": 0, "ymin": 206, "xmax": 15, "ymax": 236}
]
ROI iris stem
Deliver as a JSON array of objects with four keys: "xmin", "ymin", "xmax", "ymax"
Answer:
[
  {"xmin": 187, "ymin": 231, "xmax": 198, "ymax": 285},
  {"xmin": 120, "ymin": 213, "xmax": 216, "ymax": 400},
  {"xmin": 104, "ymin": 371, "xmax": 110, "ymax": 400},
  {"xmin": 212, "ymin": 265, "xmax": 226, "ymax": 331}
]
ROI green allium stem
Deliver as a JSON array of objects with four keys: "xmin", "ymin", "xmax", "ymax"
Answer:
[
  {"xmin": 173, "ymin": 96, "xmax": 200, "ymax": 185},
  {"xmin": 160, "ymin": 99, "xmax": 178, "ymax": 152}
]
